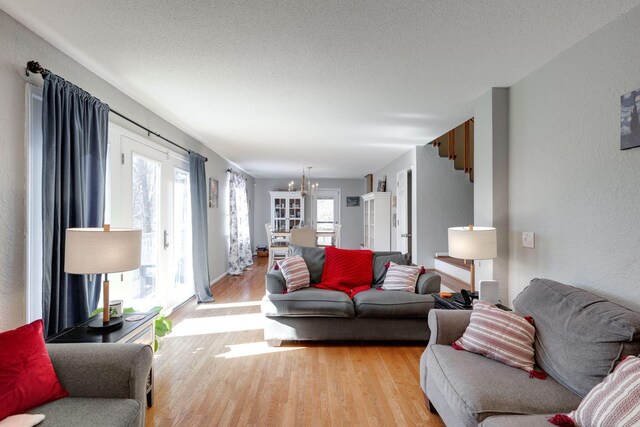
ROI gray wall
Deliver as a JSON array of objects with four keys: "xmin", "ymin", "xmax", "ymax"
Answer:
[
  {"xmin": 473, "ymin": 88, "xmax": 509, "ymax": 303},
  {"xmin": 372, "ymin": 148, "xmax": 416, "ymax": 255},
  {"xmin": 0, "ymin": 10, "xmax": 253, "ymax": 330},
  {"xmin": 414, "ymin": 145, "xmax": 474, "ymax": 268},
  {"xmin": 254, "ymin": 178, "xmax": 366, "ymax": 249},
  {"xmin": 374, "ymin": 146, "xmax": 474, "ymax": 268},
  {"xmin": 507, "ymin": 6, "xmax": 640, "ymax": 310}
]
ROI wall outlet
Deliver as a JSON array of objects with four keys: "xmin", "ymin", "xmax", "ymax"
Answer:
[{"xmin": 522, "ymin": 231, "xmax": 535, "ymax": 248}]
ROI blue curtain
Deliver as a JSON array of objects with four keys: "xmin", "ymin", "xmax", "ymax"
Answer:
[
  {"xmin": 228, "ymin": 171, "xmax": 253, "ymax": 275},
  {"xmin": 189, "ymin": 153, "xmax": 215, "ymax": 303},
  {"xmin": 41, "ymin": 73, "xmax": 110, "ymax": 337}
]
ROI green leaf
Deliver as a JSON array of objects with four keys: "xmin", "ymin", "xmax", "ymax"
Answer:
[
  {"xmin": 154, "ymin": 339, "xmax": 159, "ymax": 352},
  {"xmin": 150, "ymin": 306, "xmax": 163, "ymax": 314},
  {"xmin": 123, "ymin": 307, "xmax": 136, "ymax": 313},
  {"xmin": 90, "ymin": 308, "xmax": 104, "ymax": 316}
]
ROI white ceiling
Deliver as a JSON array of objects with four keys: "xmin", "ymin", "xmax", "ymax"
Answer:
[{"xmin": 2, "ymin": 1, "xmax": 639, "ymax": 178}]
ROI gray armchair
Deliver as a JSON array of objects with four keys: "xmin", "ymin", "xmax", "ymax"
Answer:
[{"xmin": 27, "ymin": 343, "xmax": 153, "ymax": 427}]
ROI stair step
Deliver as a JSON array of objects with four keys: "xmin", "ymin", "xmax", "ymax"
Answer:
[
  {"xmin": 434, "ymin": 256, "xmax": 471, "ymax": 286},
  {"xmin": 430, "ymin": 269, "xmax": 471, "ymax": 293},
  {"xmin": 435, "ymin": 256, "xmax": 470, "ymax": 271}
]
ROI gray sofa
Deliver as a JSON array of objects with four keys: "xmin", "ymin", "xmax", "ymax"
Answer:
[
  {"xmin": 261, "ymin": 245, "xmax": 441, "ymax": 346},
  {"xmin": 28, "ymin": 343, "xmax": 153, "ymax": 427},
  {"xmin": 420, "ymin": 278, "xmax": 640, "ymax": 426}
]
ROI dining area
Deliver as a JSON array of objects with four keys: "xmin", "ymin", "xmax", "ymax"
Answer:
[{"xmin": 264, "ymin": 224, "xmax": 341, "ymax": 267}]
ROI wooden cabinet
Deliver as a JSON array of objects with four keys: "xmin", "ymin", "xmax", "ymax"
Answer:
[
  {"xmin": 270, "ymin": 191, "xmax": 305, "ymax": 232},
  {"xmin": 362, "ymin": 192, "xmax": 391, "ymax": 251}
]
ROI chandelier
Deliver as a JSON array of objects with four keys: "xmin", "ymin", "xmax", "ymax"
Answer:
[{"xmin": 289, "ymin": 166, "xmax": 318, "ymax": 196}]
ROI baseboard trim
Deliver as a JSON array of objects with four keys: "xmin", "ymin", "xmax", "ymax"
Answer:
[{"xmin": 210, "ymin": 271, "xmax": 228, "ymax": 287}]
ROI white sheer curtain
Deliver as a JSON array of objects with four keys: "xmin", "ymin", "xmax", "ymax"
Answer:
[{"xmin": 228, "ymin": 171, "xmax": 253, "ymax": 275}]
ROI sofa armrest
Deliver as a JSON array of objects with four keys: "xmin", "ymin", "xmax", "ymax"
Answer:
[
  {"xmin": 416, "ymin": 272, "xmax": 441, "ymax": 294},
  {"xmin": 265, "ymin": 269, "xmax": 286, "ymax": 294},
  {"xmin": 427, "ymin": 309, "xmax": 472, "ymax": 346},
  {"xmin": 47, "ymin": 343, "xmax": 152, "ymax": 402}
]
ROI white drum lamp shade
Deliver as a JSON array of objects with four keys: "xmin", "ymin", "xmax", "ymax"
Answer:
[
  {"xmin": 448, "ymin": 226, "xmax": 497, "ymax": 260},
  {"xmin": 65, "ymin": 227, "xmax": 142, "ymax": 274},
  {"xmin": 448, "ymin": 226, "xmax": 497, "ymax": 293},
  {"xmin": 65, "ymin": 227, "xmax": 142, "ymax": 331}
]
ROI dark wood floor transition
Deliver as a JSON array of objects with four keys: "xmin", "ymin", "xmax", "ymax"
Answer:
[{"xmin": 146, "ymin": 256, "xmax": 445, "ymax": 427}]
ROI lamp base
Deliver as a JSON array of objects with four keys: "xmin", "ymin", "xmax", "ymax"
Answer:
[{"xmin": 88, "ymin": 316, "xmax": 124, "ymax": 332}]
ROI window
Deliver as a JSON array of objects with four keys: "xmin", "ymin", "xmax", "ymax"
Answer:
[
  {"xmin": 26, "ymin": 104, "xmax": 194, "ymax": 321},
  {"xmin": 313, "ymin": 189, "xmax": 340, "ymax": 246},
  {"xmin": 26, "ymin": 85, "xmax": 43, "ymax": 322}
]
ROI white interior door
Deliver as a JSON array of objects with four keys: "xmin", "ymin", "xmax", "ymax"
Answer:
[
  {"xmin": 396, "ymin": 170, "xmax": 410, "ymax": 254},
  {"xmin": 107, "ymin": 124, "xmax": 193, "ymax": 312}
]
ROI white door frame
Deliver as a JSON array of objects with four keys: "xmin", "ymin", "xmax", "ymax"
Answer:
[{"xmin": 311, "ymin": 188, "xmax": 341, "ymax": 229}]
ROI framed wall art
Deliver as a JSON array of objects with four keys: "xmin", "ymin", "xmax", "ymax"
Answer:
[
  {"xmin": 209, "ymin": 178, "xmax": 218, "ymax": 208},
  {"xmin": 621, "ymin": 88, "xmax": 640, "ymax": 150}
]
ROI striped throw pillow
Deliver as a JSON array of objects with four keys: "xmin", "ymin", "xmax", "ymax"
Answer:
[
  {"xmin": 549, "ymin": 355, "xmax": 640, "ymax": 427},
  {"xmin": 453, "ymin": 300, "xmax": 544, "ymax": 378},
  {"xmin": 277, "ymin": 255, "xmax": 311, "ymax": 292},
  {"xmin": 381, "ymin": 262, "xmax": 424, "ymax": 292}
]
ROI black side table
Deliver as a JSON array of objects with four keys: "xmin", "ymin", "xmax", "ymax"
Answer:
[
  {"xmin": 46, "ymin": 311, "xmax": 157, "ymax": 407},
  {"xmin": 432, "ymin": 293, "xmax": 511, "ymax": 311}
]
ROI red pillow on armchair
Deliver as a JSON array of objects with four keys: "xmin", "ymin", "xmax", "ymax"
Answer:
[
  {"xmin": 0, "ymin": 320, "xmax": 69, "ymax": 420},
  {"xmin": 315, "ymin": 246, "xmax": 373, "ymax": 298}
]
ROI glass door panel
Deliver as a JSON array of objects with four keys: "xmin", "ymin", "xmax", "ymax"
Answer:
[
  {"xmin": 171, "ymin": 167, "xmax": 193, "ymax": 305},
  {"xmin": 131, "ymin": 153, "xmax": 161, "ymax": 306}
]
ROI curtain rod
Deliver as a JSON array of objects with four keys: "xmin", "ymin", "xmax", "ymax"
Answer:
[{"xmin": 26, "ymin": 60, "xmax": 208, "ymax": 162}]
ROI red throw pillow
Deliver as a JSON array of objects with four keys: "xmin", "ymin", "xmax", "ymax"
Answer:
[
  {"xmin": 549, "ymin": 355, "xmax": 640, "ymax": 427},
  {"xmin": 315, "ymin": 246, "xmax": 373, "ymax": 298},
  {"xmin": 453, "ymin": 300, "xmax": 546, "ymax": 379},
  {"xmin": 0, "ymin": 320, "xmax": 68, "ymax": 420}
]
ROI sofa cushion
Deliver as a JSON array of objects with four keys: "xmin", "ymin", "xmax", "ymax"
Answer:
[
  {"xmin": 316, "ymin": 247, "xmax": 373, "ymax": 298},
  {"xmin": 453, "ymin": 300, "xmax": 539, "ymax": 377},
  {"xmin": 0, "ymin": 320, "xmax": 68, "ymax": 420},
  {"xmin": 261, "ymin": 288, "xmax": 355, "ymax": 318},
  {"xmin": 353, "ymin": 289, "xmax": 433, "ymax": 318},
  {"xmin": 372, "ymin": 252, "xmax": 411, "ymax": 287},
  {"xmin": 513, "ymin": 278, "xmax": 640, "ymax": 397},
  {"xmin": 277, "ymin": 255, "xmax": 310, "ymax": 292},
  {"xmin": 479, "ymin": 414, "xmax": 556, "ymax": 427},
  {"xmin": 550, "ymin": 355, "xmax": 640, "ymax": 427},
  {"xmin": 381, "ymin": 262, "xmax": 424, "ymax": 292},
  {"xmin": 288, "ymin": 244, "xmax": 325, "ymax": 284},
  {"xmin": 426, "ymin": 344, "xmax": 582, "ymax": 425},
  {"xmin": 28, "ymin": 397, "xmax": 141, "ymax": 427}
]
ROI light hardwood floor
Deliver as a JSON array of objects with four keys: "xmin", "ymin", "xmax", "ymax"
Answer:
[{"xmin": 146, "ymin": 256, "xmax": 445, "ymax": 427}]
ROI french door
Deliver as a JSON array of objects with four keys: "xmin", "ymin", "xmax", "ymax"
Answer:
[{"xmin": 106, "ymin": 124, "xmax": 193, "ymax": 312}]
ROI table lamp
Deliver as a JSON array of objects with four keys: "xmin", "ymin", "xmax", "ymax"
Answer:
[
  {"xmin": 65, "ymin": 225, "xmax": 142, "ymax": 331},
  {"xmin": 448, "ymin": 225, "xmax": 497, "ymax": 293}
]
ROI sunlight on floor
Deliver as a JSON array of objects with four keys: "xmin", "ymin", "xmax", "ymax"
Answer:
[
  {"xmin": 168, "ymin": 313, "xmax": 265, "ymax": 337},
  {"xmin": 195, "ymin": 300, "xmax": 261, "ymax": 310},
  {"xmin": 215, "ymin": 341, "xmax": 305, "ymax": 359}
]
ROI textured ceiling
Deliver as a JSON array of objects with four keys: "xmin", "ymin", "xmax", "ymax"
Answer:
[{"xmin": 2, "ymin": 1, "xmax": 639, "ymax": 178}]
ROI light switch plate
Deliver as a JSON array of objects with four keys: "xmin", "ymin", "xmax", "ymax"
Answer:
[{"xmin": 522, "ymin": 231, "xmax": 535, "ymax": 248}]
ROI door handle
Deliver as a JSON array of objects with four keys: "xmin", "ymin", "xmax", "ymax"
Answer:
[{"xmin": 164, "ymin": 230, "xmax": 170, "ymax": 249}]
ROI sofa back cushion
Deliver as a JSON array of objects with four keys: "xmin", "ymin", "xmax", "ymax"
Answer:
[
  {"xmin": 289, "ymin": 244, "xmax": 325, "ymax": 284},
  {"xmin": 372, "ymin": 252, "xmax": 411, "ymax": 287},
  {"xmin": 513, "ymin": 278, "xmax": 640, "ymax": 397}
]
